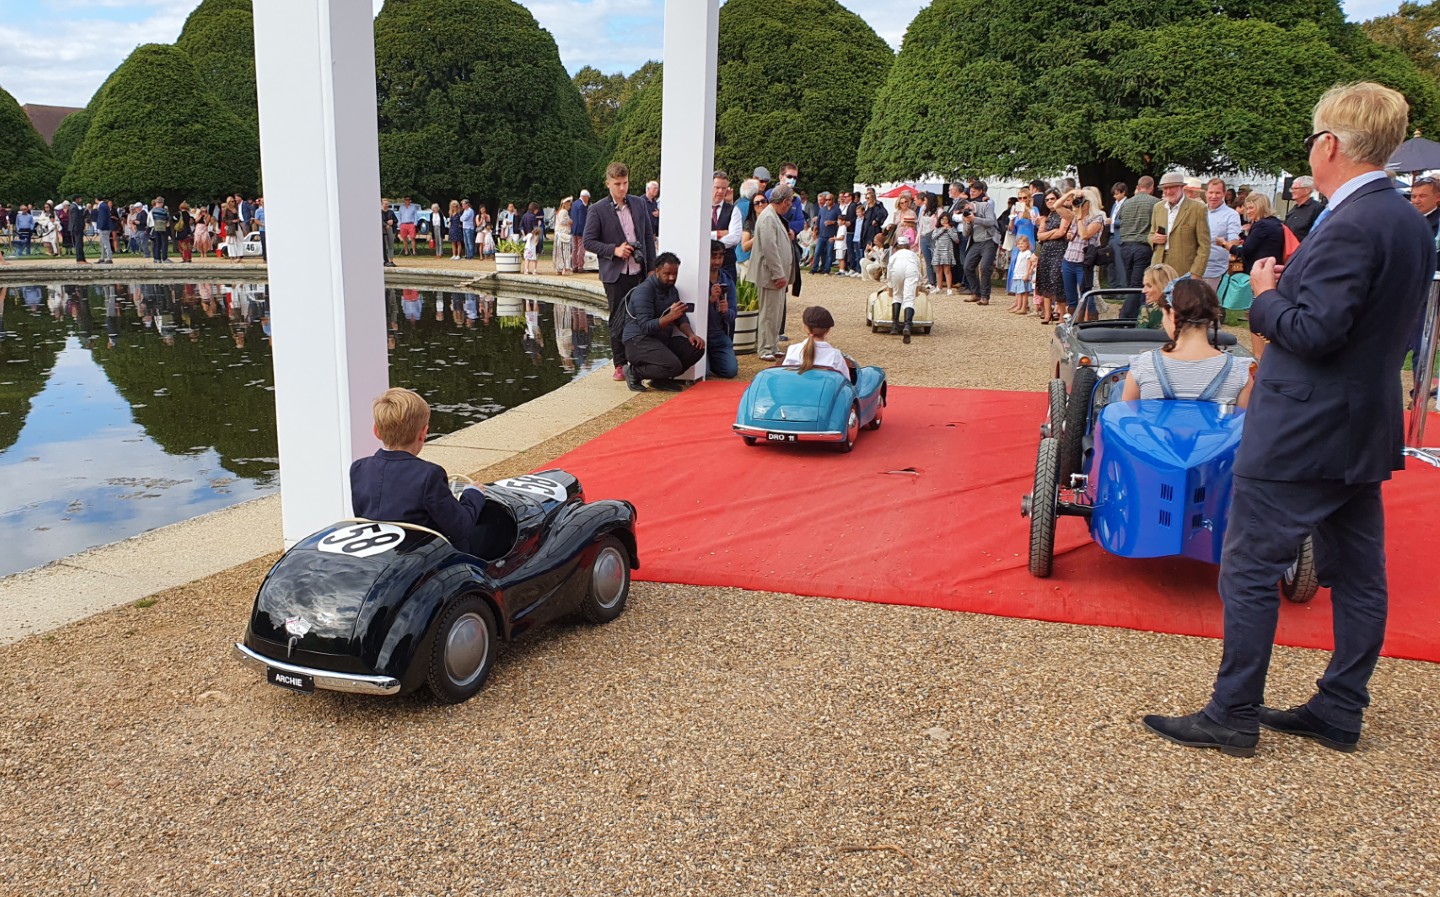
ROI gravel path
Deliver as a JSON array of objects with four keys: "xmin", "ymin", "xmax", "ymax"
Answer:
[{"xmin": 2, "ymin": 270, "xmax": 1436, "ymax": 897}]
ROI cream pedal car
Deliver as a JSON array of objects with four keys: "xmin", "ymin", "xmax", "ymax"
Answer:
[{"xmin": 865, "ymin": 288, "xmax": 934, "ymax": 335}]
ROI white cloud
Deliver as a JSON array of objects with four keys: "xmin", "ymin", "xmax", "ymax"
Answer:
[
  {"xmin": 0, "ymin": 2, "xmax": 192, "ymax": 106},
  {"xmin": 1, "ymin": 0, "xmax": 1408, "ymax": 109}
]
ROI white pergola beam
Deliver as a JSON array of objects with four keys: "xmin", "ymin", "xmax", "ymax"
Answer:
[
  {"xmin": 254, "ymin": 1, "xmax": 388, "ymax": 545},
  {"xmin": 658, "ymin": 0, "xmax": 720, "ymax": 378}
]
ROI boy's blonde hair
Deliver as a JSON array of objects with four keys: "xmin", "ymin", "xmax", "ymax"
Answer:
[{"xmin": 373, "ymin": 387, "xmax": 430, "ymax": 446}]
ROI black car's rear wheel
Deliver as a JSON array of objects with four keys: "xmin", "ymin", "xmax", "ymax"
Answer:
[
  {"xmin": 1059, "ymin": 366, "xmax": 1098, "ymax": 485},
  {"xmin": 1026, "ymin": 437, "xmax": 1060, "ymax": 578},
  {"xmin": 581, "ymin": 535, "xmax": 631, "ymax": 623},
  {"xmin": 1045, "ymin": 378, "xmax": 1067, "ymax": 437},
  {"xmin": 427, "ymin": 595, "xmax": 497, "ymax": 704},
  {"xmin": 1281, "ymin": 535, "xmax": 1319, "ymax": 603}
]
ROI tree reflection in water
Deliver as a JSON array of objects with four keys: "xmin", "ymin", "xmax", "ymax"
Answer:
[{"xmin": 0, "ymin": 282, "xmax": 611, "ymax": 576}]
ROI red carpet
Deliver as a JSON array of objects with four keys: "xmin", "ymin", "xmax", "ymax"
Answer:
[{"xmin": 544, "ymin": 381, "xmax": 1440, "ymax": 663}]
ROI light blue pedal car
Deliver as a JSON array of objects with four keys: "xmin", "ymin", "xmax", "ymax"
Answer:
[{"xmin": 732, "ymin": 364, "xmax": 887, "ymax": 452}]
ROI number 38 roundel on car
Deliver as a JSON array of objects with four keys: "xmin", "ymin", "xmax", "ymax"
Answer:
[{"xmin": 316, "ymin": 522, "xmax": 408, "ymax": 558}]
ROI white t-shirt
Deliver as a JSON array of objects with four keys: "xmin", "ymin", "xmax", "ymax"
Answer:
[
  {"xmin": 782, "ymin": 338, "xmax": 849, "ymax": 378},
  {"xmin": 1011, "ymin": 249, "xmax": 1035, "ymax": 285}
]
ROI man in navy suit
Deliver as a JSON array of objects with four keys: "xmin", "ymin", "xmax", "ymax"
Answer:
[
  {"xmin": 583, "ymin": 161, "xmax": 656, "ymax": 381},
  {"xmin": 1145, "ymin": 82, "xmax": 1435, "ymax": 757},
  {"xmin": 350, "ymin": 388, "xmax": 485, "ymax": 553}
]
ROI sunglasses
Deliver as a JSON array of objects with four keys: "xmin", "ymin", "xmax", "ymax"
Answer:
[
  {"xmin": 1304, "ymin": 130, "xmax": 1333, "ymax": 153},
  {"xmin": 754, "ymin": 197, "xmax": 768, "ymax": 204}
]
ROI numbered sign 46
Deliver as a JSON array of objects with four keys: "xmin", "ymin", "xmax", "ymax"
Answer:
[
  {"xmin": 494, "ymin": 474, "xmax": 568, "ymax": 503},
  {"xmin": 317, "ymin": 522, "xmax": 407, "ymax": 558}
]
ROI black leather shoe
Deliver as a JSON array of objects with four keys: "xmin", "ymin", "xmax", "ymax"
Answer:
[
  {"xmin": 902, "ymin": 324, "xmax": 912, "ymax": 344},
  {"xmin": 649, "ymin": 378, "xmax": 685, "ymax": 392},
  {"xmin": 624, "ymin": 364, "xmax": 647, "ymax": 392},
  {"xmin": 1259, "ymin": 705, "xmax": 1359, "ymax": 753},
  {"xmin": 1143, "ymin": 711, "xmax": 1258, "ymax": 758}
]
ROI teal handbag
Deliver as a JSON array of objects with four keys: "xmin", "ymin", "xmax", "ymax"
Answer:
[{"xmin": 1218, "ymin": 272, "xmax": 1254, "ymax": 312}]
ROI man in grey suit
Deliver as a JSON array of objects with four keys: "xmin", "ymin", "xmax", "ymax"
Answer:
[
  {"xmin": 748, "ymin": 182, "xmax": 796, "ymax": 361},
  {"xmin": 961, "ymin": 181, "xmax": 1001, "ymax": 304},
  {"xmin": 1144, "ymin": 82, "xmax": 1435, "ymax": 758},
  {"xmin": 583, "ymin": 162, "xmax": 656, "ymax": 380}
]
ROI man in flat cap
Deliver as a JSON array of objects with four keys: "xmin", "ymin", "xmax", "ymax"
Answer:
[{"xmin": 1150, "ymin": 171, "xmax": 1211, "ymax": 278}]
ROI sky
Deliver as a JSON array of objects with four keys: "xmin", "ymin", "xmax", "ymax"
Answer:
[{"xmin": 0, "ymin": 0, "xmax": 1407, "ymax": 110}]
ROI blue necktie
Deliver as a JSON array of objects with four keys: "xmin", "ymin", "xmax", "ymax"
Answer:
[{"xmin": 1310, "ymin": 207, "xmax": 1331, "ymax": 234}]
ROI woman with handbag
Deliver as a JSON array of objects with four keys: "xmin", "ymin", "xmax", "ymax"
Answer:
[{"xmin": 1057, "ymin": 187, "xmax": 1105, "ymax": 323}]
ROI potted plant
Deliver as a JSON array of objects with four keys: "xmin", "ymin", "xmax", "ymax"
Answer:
[
  {"xmin": 733, "ymin": 279, "xmax": 760, "ymax": 354},
  {"xmin": 494, "ymin": 239, "xmax": 524, "ymax": 274}
]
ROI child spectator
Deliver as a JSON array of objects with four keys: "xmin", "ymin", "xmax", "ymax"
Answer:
[
  {"xmin": 862, "ymin": 234, "xmax": 888, "ymax": 281},
  {"xmin": 523, "ymin": 224, "xmax": 541, "ymax": 275},
  {"xmin": 833, "ymin": 217, "xmax": 849, "ymax": 274},
  {"xmin": 931, "ymin": 215, "xmax": 959, "ymax": 295},
  {"xmin": 1008, "ymin": 235, "xmax": 1036, "ymax": 314},
  {"xmin": 350, "ymin": 388, "xmax": 486, "ymax": 552}
]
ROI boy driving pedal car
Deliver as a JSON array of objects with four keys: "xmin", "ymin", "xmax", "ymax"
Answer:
[{"xmin": 350, "ymin": 388, "xmax": 486, "ymax": 552}]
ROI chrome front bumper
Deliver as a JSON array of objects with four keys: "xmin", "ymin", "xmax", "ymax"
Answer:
[
  {"xmin": 233, "ymin": 643, "xmax": 401, "ymax": 695},
  {"xmin": 732, "ymin": 424, "xmax": 842, "ymax": 442}
]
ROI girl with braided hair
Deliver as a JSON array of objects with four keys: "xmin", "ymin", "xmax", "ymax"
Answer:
[{"xmin": 1121, "ymin": 277, "xmax": 1253, "ymax": 407}]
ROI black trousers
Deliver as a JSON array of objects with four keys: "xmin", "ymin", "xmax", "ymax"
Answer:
[
  {"xmin": 964, "ymin": 238, "xmax": 997, "ymax": 299},
  {"xmin": 625, "ymin": 333, "xmax": 704, "ymax": 381},
  {"xmin": 1204, "ymin": 475, "xmax": 1388, "ymax": 734},
  {"xmin": 1118, "ymin": 242, "xmax": 1152, "ymax": 316},
  {"xmin": 71, "ymin": 230, "xmax": 87, "ymax": 262},
  {"xmin": 604, "ymin": 272, "xmax": 645, "ymax": 367},
  {"xmin": 151, "ymin": 230, "xmax": 168, "ymax": 261}
]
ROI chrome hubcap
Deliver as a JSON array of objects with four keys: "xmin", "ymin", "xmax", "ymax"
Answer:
[
  {"xmin": 443, "ymin": 612, "xmax": 490, "ymax": 687},
  {"xmin": 592, "ymin": 545, "xmax": 627, "ymax": 609},
  {"xmin": 847, "ymin": 408, "xmax": 859, "ymax": 444}
]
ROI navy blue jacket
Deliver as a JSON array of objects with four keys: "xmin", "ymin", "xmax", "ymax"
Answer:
[
  {"xmin": 1240, "ymin": 176, "xmax": 1435, "ymax": 484},
  {"xmin": 350, "ymin": 449, "xmax": 485, "ymax": 551},
  {"xmin": 94, "ymin": 201, "xmax": 113, "ymax": 230},
  {"xmin": 583, "ymin": 194, "xmax": 656, "ymax": 284},
  {"xmin": 1240, "ymin": 214, "xmax": 1285, "ymax": 269}
]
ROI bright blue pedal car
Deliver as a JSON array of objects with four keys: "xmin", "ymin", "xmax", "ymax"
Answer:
[
  {"xmin": 733, "ymin": 364, "xmax": 887, "ymax": 453},
  {"xmin": 1022, "ymin": 366, "xmax": 1318, "ymax": 602}
]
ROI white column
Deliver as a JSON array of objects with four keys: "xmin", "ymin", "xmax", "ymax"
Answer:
[
  {"xmin": 254, "ymin": 1, "xmax": 388, "ymax": 545},
  {"xmin": 658, "ymin": 0, "xmax": 719, "ymax": 379}
]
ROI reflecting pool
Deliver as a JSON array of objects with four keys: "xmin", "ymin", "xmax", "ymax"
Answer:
[{"xmin": 0, "ymin": 282, "xmax": 610, "ymax": 576}]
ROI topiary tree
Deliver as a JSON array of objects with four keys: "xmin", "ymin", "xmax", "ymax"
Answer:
[
  {"xmin": 714, "ymin": 0, "xmax": 892, "ymax": 194},
  {"xmin": 856, "ymin": 0, "xmax": 1440, "ymax": 189},
  {"xmin": 175, "ymin": 0, "xmax": 258, "ymax": 127},
  {"xmin": 60, "ymin": 44, "xmax": 259, "ymax": 206},
  {"xmin": 51, "ymin": 66, "xmax": 124, "ymax": 169},
  {"xmin": 0, "ymin": 85, "xmax": 63, "ymax": 203},
  {"xmin": 598, "ymin": 69, "xmax": 665, "ymax": 188},
  {"xmin": 374, "ymin": 0, "xmax": 599, "ymax": 210},
  {"xmin": 603, "ymin": 0, "xmax": 892, "ymax": 196},
  {"xmin": 51, "ymin": 110, "xmax": 90, "ymax": 169}
]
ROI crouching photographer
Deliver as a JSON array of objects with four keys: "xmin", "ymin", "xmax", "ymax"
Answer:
[{"xmin": 620, "ymin": 252, "xmax": 705, "ymax": 392}]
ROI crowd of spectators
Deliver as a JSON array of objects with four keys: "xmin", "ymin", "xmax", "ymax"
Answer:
[{"xmin": 0, "ymin": 194, "xmax": 265, "ymax": 265}]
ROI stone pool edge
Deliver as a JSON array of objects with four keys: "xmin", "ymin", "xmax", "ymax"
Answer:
[{"xmin": 0, "ymin": 272, "xmax": 629, "ymax": 646}]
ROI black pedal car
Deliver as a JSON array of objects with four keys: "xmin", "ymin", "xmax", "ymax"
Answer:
[{"xmin": 234, "ymin": 470, "xmax": 638, "ymax": 703}]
